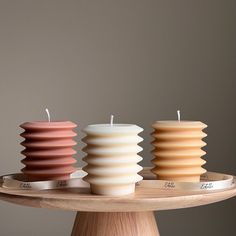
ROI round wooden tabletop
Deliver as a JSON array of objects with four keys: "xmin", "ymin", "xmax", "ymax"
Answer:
[{"xmin": 0, "ymin": 169, "xmax": 236, "ymax": 212}]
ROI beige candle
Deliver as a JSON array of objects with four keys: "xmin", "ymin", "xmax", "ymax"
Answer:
[{"xmin": 151, "ymin": 111, "xmax": 207, "ymax": 182}]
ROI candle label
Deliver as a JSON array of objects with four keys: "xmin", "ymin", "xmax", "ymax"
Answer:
[
  {"xmin": 1, "ymin": 170, "xmax": 234, "ymax": 192},
  {"xmin": 164, "ymin": 182, "xmax": 176, "ymax": 189},
  {"xmin": 2, "ymin": 170, "xmax": 88, "ymax": 190},
  {"xmin": 139, "ymin": 171, "xmax": 234, "ymax": 191},
  {"xmin": 200, "ymin": 183, "xmax": 214, "ymax": 190}
]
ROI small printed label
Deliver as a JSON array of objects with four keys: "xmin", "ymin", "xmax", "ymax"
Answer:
[
  {"xmin": 164, "ymin": 182, "xmax": 175, "ymax": 189},
  {"xmin": 56, "ymin": 180, "xmax": 68, "ymax": 188},
  {"xmin": 20, "ymin": 182, "xmax": 32, "ymax": 189},
  {"xmin": 200, "ymin": 183, "xmax": 214, "ymax": 189}
]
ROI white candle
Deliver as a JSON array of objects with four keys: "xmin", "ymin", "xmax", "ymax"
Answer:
[{"xmin": 82, "ymin": 118, "xmax": 143, "ymax": 196}]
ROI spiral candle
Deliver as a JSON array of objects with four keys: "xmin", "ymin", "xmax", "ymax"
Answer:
[
  {"xmin": 151, "ymin": 121, "xmax": 207, "ymax": 182},
  {"xmin": 82, "ymin": 123, "xmax": 143, "ymax": 196},
  {"xmin": 20, "ymin": 121, "xmax": 77, "ymax": 181}
]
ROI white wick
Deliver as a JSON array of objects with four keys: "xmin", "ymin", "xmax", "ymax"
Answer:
[
  {"xmin": 45, "ymin": 108, "xmax": 51, "ymax": 122},
  {"xmin": 110, "ymin": 114, "xmax": 114, "ymax": 126},
  {"xmin": 177, "ymin": 110, "xmax": 181, "ymax": 122}
]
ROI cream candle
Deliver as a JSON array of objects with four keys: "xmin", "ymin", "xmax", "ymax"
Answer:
[
  {"xmin": 151, "ymin": 111, "xmax": 207, "ymax": 182},
  {"xmin": 82, "ymin": 116, "xmax": 143, "ymax": 196},
  {"xmin": 20, "ymin": 109, "xmax": 77, "ymax": 181}
]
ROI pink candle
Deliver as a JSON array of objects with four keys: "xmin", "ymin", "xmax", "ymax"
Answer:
[{"xmin": 20, "ymin": 118, "xmax": 77, "ymax": 181}]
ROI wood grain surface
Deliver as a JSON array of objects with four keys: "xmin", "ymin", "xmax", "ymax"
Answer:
[{"xmin": 71, "ymin": 212, "xmax": 159, "ymax": 236}]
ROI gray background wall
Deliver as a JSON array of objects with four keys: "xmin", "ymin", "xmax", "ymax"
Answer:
[{"xmin": 0, "ymin": 0, "xmax": 235, "ymax": 235}]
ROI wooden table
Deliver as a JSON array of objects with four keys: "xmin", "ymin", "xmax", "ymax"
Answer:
[{"xmin": 0, "ymin": 169, "xmax": 236, "ymax": 236}]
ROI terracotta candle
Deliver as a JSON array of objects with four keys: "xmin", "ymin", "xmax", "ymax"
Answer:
[
  {"xmin": 151, "ymin": 111, "xmax": 207, "ymax": 182},
  {"xmin": 82, "ymin": 115, "xmax": 143, "ymax": 196},
  {"xmin": 20, "ymin": 109, "xmax": 77, "ymax": 181}
]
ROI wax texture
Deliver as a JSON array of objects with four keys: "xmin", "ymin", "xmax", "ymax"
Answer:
[
  {"xmin": 82, "ymin": 124, "xmax": 143, "ymax": 196},
  {"xmin": 151, "ymin": 121, "xmax": 207, "ymax": 182},
  {"xmin": 20, "ymin": 121, "xmax": 77, "ymax": 181}
]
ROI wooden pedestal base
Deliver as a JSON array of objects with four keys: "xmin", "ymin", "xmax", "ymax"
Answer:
[
  {"xmin": 71, "ymin": 212, "xmax": 160, "ymax": 236},
  {"xmin": 1, "ymin": 169, "xmax": 236, "ymax": 236}
]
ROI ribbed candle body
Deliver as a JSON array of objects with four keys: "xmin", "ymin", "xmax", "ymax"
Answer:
[
  {"xmin": 82, "ymin": 124, "xmax": 143, "ymax": 196},
  {"xmin": 20, "ymin": 121, "xmax": 77, "ymax": 181},
  {"xmin": 151, "ymin": 121, "xmax": 207, "ymax": 182}
]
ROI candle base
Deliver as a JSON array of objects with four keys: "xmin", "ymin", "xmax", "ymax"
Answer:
[{"xmin": 90, "ymin": 184, "xmax": 135, "ymax": 196}]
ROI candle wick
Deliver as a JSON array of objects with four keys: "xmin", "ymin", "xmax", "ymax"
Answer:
[
  {"xmin": 177, "ymin": 110, "xmax": 181, "ymax": 122},
  {"xmin": 45, "ymin": 108, "xmax": 51, "ymax": 122},
  {"xmin": 110, "ymin": 115, "xmax": 114, "ymax": 126}
]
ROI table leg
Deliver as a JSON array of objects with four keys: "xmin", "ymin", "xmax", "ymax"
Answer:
[{"xmin": 71, "ymin": 211, "xmax": 160, "ymax": 236}]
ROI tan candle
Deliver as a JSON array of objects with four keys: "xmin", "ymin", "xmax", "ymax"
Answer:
[{"xmin": 151, "ymin": 112, "xmax": 207, "ymax": 182}]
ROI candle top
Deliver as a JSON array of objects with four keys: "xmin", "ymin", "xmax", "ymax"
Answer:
[
  {"xmin": 83, "ymin": 124, "xmax": 143, "ymax": 135},
  {"xmin": 20, "ymin": 121, "xmax": 77, "ymax": 130},
  {"xmin": 152, "ymin": 121, "xmax": 207, "ymax": 129}
]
